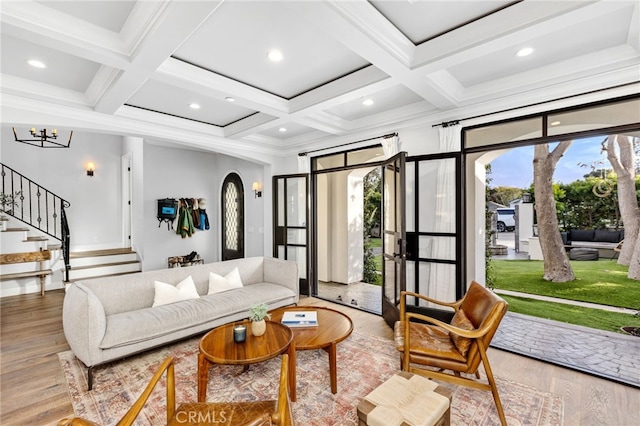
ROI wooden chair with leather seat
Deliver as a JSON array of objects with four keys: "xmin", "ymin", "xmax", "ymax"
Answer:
[
  {"xmin": 394, "ymin": 281, "xmax": 508, "ymax": 426},
  {"xmin": 58, "ymin": 354, "xmax": 294, "ymax": 426}
]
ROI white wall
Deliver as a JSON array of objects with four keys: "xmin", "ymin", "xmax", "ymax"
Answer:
[
  {"xmin": 317, "ymin": 174, "xmax": 330, "ymax": 282},
  {"xmin": 213, "ymin": 154, "xmax": 267, "ymax": 258},
  {"xmin": 140, "ymin": 143, "xmax": 265, "ymax": 271},
  {"xmin": 0, "ymin": 130, "xmax": 267, "ymax": 282},
  {"xmin": 316, "ymin": 169, "xmax": 366, "ymax": 285},
  {"xmin": 1, "ymin": 128, "xmax": 125, "ymax": 250}
]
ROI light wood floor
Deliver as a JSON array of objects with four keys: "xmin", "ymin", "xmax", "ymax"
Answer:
[{"xmin": 1, "ymin": 290, "xmax": 638, "ymax": 425}]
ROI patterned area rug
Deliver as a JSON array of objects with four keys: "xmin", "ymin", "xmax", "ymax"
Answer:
[{"xmin": 59, "ymin": 331, "xmax": 563, "ymax": 425}]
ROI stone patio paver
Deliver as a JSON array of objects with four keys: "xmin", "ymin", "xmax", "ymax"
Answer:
[{"xmin": 492, "ymin": 312, "xmax": 640, "ymax": 388}]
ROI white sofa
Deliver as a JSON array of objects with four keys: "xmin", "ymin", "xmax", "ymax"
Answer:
[{"xmin": 62, "ymin": 256, "xmax": 299, "ymax": 389}]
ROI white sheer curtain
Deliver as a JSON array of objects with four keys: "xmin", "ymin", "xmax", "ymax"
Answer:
[
  {"xmin": 297, "ymin": 155, "xmax": 310, "ymax": 174},
  {"xmin": 381, "ymin": 135, "xmax": 401, "ymax": 159},
  {"xmin": 427, "ymin": 124, "xmax": 460, "ymax": 302}
]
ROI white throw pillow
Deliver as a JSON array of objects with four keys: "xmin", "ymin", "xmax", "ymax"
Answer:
[
  {"xmin": 152, "ymin": 275, "xmax": 200, "ymax": 307},
  {"xmin": 208, "ymin": 267, "xmax": 243, "ymax": 295}
]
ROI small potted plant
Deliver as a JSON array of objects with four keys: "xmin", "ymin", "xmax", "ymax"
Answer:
[
  {"xmin": 0, "ymin": 191, "xmax": 21, "ymax": 231},
  {"xmin": 249, "ymin": 303, "xmax": 271, "ymax": 337}
]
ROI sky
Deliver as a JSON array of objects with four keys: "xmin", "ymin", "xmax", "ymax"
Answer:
[{"xmin": 489, "ymin": 136, "xmax": 608, "ymax": 189}]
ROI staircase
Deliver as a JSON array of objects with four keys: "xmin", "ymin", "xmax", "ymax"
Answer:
[
  {"xmin": 68, "ymin": 248, "xmax": 141, "ymax": 282},
  {"xmin": 1, "ymin": 162, "xmax": 71, "ymax": 280},
  {"xmin": 0, "ymin": 224, "xmax": 64, "ymax": 297},
  {"xmin": 1, "ymin": 163, "xmax": 141, "ymax": 295},
  {"xmin": 0, "ymin": 219, "xmax": 142, "ymax": 296}
]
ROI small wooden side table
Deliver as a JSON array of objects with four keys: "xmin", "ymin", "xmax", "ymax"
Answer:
[
  {"xmin": 197, "ymin": 320, "xmax": 293, "ymax": 402},
  {"xmin": 269, "ymin": 306, "xmax": 353, "ymax": 401}
]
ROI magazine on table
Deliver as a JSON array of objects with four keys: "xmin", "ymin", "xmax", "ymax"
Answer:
[{"xmin": 281, "ymin": 311, "xmax": 318, "ymax": 327}]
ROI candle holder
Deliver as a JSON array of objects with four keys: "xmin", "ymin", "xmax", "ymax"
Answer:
[{"xmin": 233, "ymin": 324, "xmax": 247, "ymax": 343}]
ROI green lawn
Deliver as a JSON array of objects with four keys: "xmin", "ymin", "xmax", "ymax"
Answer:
[
  {"xmin": 493, "ymin": 259, "xmax": 640, "ymax": 334},
  {"xmin": 371, "ymin": 237, "xmax": 383, "ymax": 273},
  {"xmin": 493, "ymin": 259, "xmax": 640, "ymax": 309},
  {"xmin": 501, "ymin": 295, "xmax": 640, "ymax": 334}
]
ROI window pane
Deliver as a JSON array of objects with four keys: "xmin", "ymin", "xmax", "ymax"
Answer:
[
  {"xmin": 405, "ymin": 162, "xmax": 415, "ymax": 232},
  {"xmin": 287, "ymin": 229, "xmax": 306, "ymax": 245},
  {"xmin": 287, "ymin": 247, "xmax": 307, "ymax": 279},
  {"xmin": 419, "ymin": 262, "xmax": 456, "ymax": 303},
  {"xmin": 347, "ymin": 146, "xmax": 385, "ymax": 165},
  {"xmin": 419, "ymin": 236, "xmax": 455, "ymax": 261},
  {"xmin": 465, "ymin": 117, "xmax": 542, "ymax": 148},
  {"xmin": 224, "ymin": 182, "xmax": 238, "ymax": 250},
  {"xmin": 314, "ymin": 153, "xmax": 344, "ymax": 170},
  {"xmin": 277, "ymin": 179, "xmax": 284, "ymax": 226},
  {"xmin": 406, "ymin": 262, "xmax": 416, "ymax": 294},
  {"xmin": 286, "ymin": 178, "xmax": 306, "ymax": 227},
  {"xmin": 548, "ymin": 98, "xmax": 640, "ymax": 136},
  {"xmin": 418, "ymin": 159, "xmax": 456, "ymax": 233}
]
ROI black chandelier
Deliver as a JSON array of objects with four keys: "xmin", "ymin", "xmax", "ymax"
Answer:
[{"xmin": 13, "ymin": 127, "xmax": 73, "ymax": 148}]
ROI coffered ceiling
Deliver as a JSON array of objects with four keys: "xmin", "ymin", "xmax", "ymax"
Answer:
[{"xmin": 1, "ymin": 1, "xmax": 638, "ymax": 157}]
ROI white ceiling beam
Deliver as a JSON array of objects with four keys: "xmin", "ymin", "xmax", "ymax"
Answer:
[
  {"xmin": 223, "ymin": 113, "xmax": 279, "ymax": 138},
  {"xmin": 323, "ymin": 0, "xmax": 415, "ymax": 67},
  {"xmin": 94, "ymin": 1, "xmax": 224, "ymax": 114},
  {"xmin": 407, "ymin": 1, "xmax": 626, "ymax": 108},
  {"xmin": 463, "ymin": 47, "xmax": 640, "ymax": 105},
  {"xmin": 2, "ymin": 93, "xmax": 284, "ymax": 162},
  {"xmin": 292, "ymin": 0, "xmax": 459, "ymax": 110},
  {"xmin": 296, "ymin": 112, "xmax": 350, "ymax": 135},
  {"xmin": 1, "ymin": 74, "xmax": 90, "ymax": 107},
  {"xmin": 411, "ymin": 1, "xmax": 593, "ymax": 69},
  {"xmin": 0, "ymin": 1, "xmax": 130, "ymax": 69},
  {"xmin": 625, "ymin": 2, "xmax": 640, "ymax": 52},
  {"xmin": 155, "ymin": 58, "xmax": 289, "ymax": 116},
  {"xmin": 116, "ymin": 105, "xmax": 225, "ymax": 137},
  {"xmin": 414, "ymin": 0, "xmax": 631, "ymax": 73}
]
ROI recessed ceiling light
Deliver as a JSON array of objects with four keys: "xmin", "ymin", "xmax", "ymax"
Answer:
[
  {"xmin": 550, "ymin": 121, "xmax": 561, "ymax": 126},
  {"xmin": 267, "ymin": 50, "xmax": 283, "ymax": 62},
  {"xmin": 27, "ymin": 59, "xmax": 46, "ymax": 68},
  {"xmin": 516, "ymin": 47, "xmax": 534, "ymax": 57},
  {"xmin": 279, "ymin": 127, "xmax": 287, "ymax": 132},
  {"xmin": 225, "ymin": 97, "xmax": 235, "ymax": 102},
  {"xmin": 189, "ymin": 103, "xmax": 200, "ymax": 109},
  {"xmin": 362, "ymin": 99, "xmax": 374, "ymax": 106}
]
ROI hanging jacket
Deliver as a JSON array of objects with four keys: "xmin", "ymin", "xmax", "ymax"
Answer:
[
  {"xmin": 197, "ymin": 208, "xmax": 210, "ymax": 231},
  {"xmin": 190, "ymin": 198, "xmax": 200, "ymax": 228},
  {"xmin": 176, "ymin": 199, "xmax": 195, "ymax": 238}
]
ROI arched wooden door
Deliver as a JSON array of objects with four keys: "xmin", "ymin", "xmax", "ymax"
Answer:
[{"xmin": 221, "ymin": 173, "xmax": 244, "ymax": 260}]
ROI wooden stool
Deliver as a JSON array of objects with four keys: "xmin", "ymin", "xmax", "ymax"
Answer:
[{"xmin": 357, "ymin": 371, "xmax": 451, "ymax": 426}]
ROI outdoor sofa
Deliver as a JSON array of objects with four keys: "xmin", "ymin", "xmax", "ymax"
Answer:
[{"xmin": 561, "ymin": 229, "xmax": 624, "ymax": 258}]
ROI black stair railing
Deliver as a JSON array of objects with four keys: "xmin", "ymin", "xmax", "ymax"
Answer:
[{"xmin": 1, "ymin": 163, "xmax": 71, "ymax": 281}]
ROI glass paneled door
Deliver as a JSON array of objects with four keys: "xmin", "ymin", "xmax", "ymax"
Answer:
[
  {"xmin": 381, "ymin": 152, "xmax": 406, "ymax": 328},
  {"xmin": 273, "ymin": 174, "xmax": 309, "ymax": 295},
  {"xmin": 222, "ymin": 173, "xmax": 244, "ymax": 260}
]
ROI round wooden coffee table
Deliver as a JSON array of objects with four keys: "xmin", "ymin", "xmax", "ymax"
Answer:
[
  {"xmin": 197, "ymin": 320, "xmax": 294, "ymax": 402},
  {"xmin": 269, "ymin": 306, "xmax": 353, "ymax": 401}
]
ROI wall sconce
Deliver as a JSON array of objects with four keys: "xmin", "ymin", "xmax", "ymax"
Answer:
[
  {"xmin": 252, "ymin": 182, "xmax": 262, "ymax": 198},
  {"xmin": 86, "ymin": 162, "xmax": 95, "ymax": 177}
]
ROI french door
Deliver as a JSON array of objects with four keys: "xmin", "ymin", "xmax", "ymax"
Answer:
[
  {"xmin": 381, "ymin": 152, "xmax": 406, "ymax": 327},
  {"xmin": 272, "ymin": 174, "xmax": 309, "ymax": 295}
]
